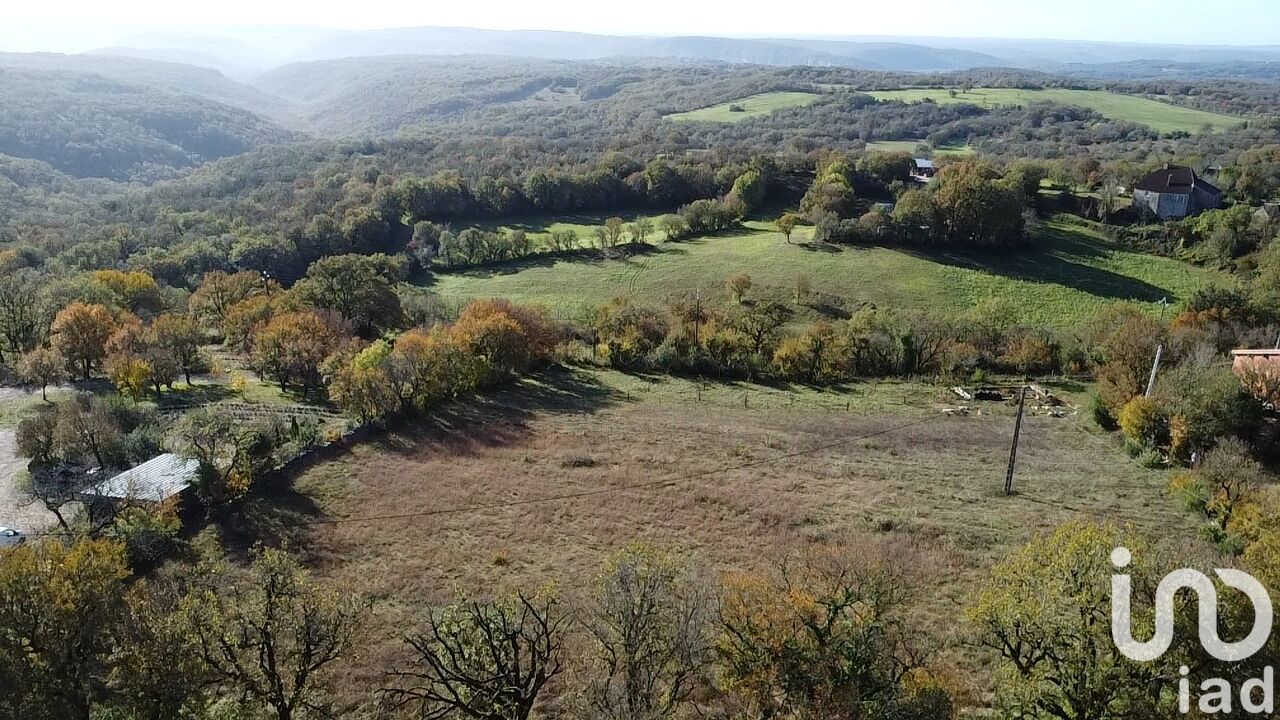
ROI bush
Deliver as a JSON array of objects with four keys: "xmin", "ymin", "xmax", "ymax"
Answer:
[
  {"xmin": 1117, "ymin": 395, "xmax": 1166, "ymax": 449},
  {"xmin": 1089, "ymin": 391, "xmax": 1116, "ymax": 430}
]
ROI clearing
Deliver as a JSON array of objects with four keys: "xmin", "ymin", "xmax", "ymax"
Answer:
[
  {"xmin": 865, "ymin": 139, "xmax": 973, "ymax": 155},
  {"xmin": 665, "ymin": 91, "xmax": 823, "ymax": 123},
  {"xmin": 224, "ymin": 367, "xmax": 1197, "ymax": 708},
  {"xmin": 868, "ymin": 87, "xmax": 1243, "ymax": 135},
  {"xmin": 427, "ymin": 216, "xmax": 1228, "ymax": 326}
]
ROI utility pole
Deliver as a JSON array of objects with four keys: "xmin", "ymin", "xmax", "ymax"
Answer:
[
  {"xmin": 1144, "ymin": 344, "xmax": 1164, "ymax": 397},
  {"xmin": 692, "ymin": 290, "xmax": 702, "ymax": 348},
  {"xmin": 1005, "ymin": 385, "xmax": 1027, "ymax": 496}
]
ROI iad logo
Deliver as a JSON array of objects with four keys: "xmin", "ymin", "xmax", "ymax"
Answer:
[
  {"xmin": 1110, "ymin": 546, "xmax": 1272, "ymax": 662},
  {"xmin": 1110, "ymin": 546, "xmax": 1276, "ymax": 714}
]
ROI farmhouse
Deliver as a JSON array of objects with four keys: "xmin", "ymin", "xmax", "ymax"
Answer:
[{"xmin": 1132, "ymin": 164, "xmax": 1221, "ymax": 220}]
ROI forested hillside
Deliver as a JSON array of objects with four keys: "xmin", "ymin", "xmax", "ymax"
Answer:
[
  {"xmin": 0, "ymin": 52, "xmax": 289, "ymax": 114},
  {"xmin": 0, "ymin": 64, "xmax": 293, "ymax": 180}
]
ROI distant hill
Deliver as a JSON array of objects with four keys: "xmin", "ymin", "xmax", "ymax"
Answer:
[
  {"xmin": 0, "ymin": 64, "xmax": 295, "ymax": 180},
  {"xmin": 84, "ymin": 26, "xmax": 1280, "ymax": 76},
  {"xmin": 105, "ymin": 26, "xmax": 1012, "ymax": 73},
  {"xmin": 0, "ymin": 52, "xmax": 289, "ymax": 115}
]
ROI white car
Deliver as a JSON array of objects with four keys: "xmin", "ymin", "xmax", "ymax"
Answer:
[{"xmin": 0, "ymin": 528, "xmax": 25, "ymax": 547}]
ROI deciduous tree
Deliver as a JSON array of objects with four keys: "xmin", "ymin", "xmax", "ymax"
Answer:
[
  {"xmin": 385, "ymin": 593, "xmax": 565, "ymax": 720},
  {"xmin": 51, "ymin": 302, "xmax": 117, "ymax": 379},
  {"xmin": 182, "ymin": 548, "xmax": 367, "ymax": 720}
]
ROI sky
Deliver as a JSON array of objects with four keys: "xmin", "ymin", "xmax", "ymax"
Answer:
[{"xmin": 4, "ymin": 0, "xmax": 1278, "ymax": 51}]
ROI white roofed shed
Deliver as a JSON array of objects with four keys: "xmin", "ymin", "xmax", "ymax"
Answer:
[{"xmin": 79, "ymin": 453, "xmax": 199, "ymax": 504}]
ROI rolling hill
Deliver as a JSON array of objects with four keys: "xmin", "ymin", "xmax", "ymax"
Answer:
[
  {"xmin": 0, "ymin": 64, "xmax": 295, "ymax": 180},
  {"xmin": 868, "ymin": 87, "xmax": 1244, "ymax": 134},
  {"xmin": 429, "ymin": 217, "xmax": 1228, "ymax": 327}
]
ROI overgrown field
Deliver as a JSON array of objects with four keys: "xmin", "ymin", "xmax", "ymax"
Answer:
[
  {"xmin": 665, "ymin": 91, "xmax": 823, "ymax": 122},
  {"xmin": 428, "ymin": 217, "xmax": 1228, "ymax": 325},
  {"xmin": 228, "ymin": 367, "xmax": 1196, "ymax": 708},
  {"xmin": 868, "ymin": 87, "xmax": 1244, "ymax": 134}
]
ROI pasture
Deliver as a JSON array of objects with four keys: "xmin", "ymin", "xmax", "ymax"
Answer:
[
  {"xmin": 868, "ymin": 87, "xmax": 1243, "ymax": 134},
  {"xmin": 665, "ymin": 91, "xmax": 823, "ymax": 122},
  {"xmin": 865, "ymin": 139, "xmax": 973, "ymax": 155},
  {"xmin": 427, "ymin": 216, "xmax": 1228, "ymax": 326},
  {"xmin": 230, "ymin": 366, "xmax": 1196, "ymax": 706}
]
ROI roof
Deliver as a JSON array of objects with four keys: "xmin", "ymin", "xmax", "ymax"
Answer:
[
  {"xmin": 1134, "ymin": 165, "xmax": 1220, "ymax": 196},
  {"xmin": 82, "ymin": 453, "xmax": 199, "ymax": 503},
  {"xmin": 913, "ymin": 158, "xmax": 934, "ymax": 169},
  {"xmin": 1233, "ymin": 349, "xmax": 1280, "ymax": 357}
]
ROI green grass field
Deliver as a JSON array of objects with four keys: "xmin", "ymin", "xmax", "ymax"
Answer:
[
  {"xmin": 665, "ymin": 91, "xmax": 823, "ymax": 123},
  {"xmin": 868, "ymin": 88, "xmax": 1243, "ymax": 134},
  {"xmin": 427, "ymin": 216, "xmax": 1228, "ymax": 326},
  {"xmin": 472, "ymin": 211, "xmax": 671, "ymax": 251},
  {"xmin": 865, "ymin": 139, "xmax": 973, "ymax": 155}
]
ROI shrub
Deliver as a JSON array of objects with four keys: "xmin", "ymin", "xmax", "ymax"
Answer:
[{"xmin": 1117, "ymin": 396, "xmax": 1166, "ymax": 449}]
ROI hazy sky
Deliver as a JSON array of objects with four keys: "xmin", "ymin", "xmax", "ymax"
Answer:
[{"xmin": 5, "ymin": 0, "xmax": 1278, "ymax": 49}]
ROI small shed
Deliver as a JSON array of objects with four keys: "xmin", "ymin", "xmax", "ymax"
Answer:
[
  {"xmin": 910, "ymin": 158, "xmax": 936, "ymax": 183},
  {"xmin": 78, "ymin": 453, "xmax": 199, "ymax": 505}
]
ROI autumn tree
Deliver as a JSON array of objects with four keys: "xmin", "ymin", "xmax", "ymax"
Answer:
[
  {"xmin": 111, "ymin": 587, "xmax": 209, "ymax": 720},
  {"xmin": 630, "ymin": 217, "xmax": 655, "ymax": 245},
  {"xmin": 51, "ymin": 302, "xmax": 117, "ymax": 379},
  {"xmin": 969, "ymin": 521, "xmax": 1179, "ymax": 720},
  {"xmin": 731, "ymin": 300, "xmax": 791, "ymax": 355},
  {"xmin": 0, "ymin": 538, "xmax": 132, "ymax": 720},
  {"xmin": 175, "ymin": 407, "xmax": 281, "ymax": 506},
  {"xmin": 801, "ymin": 157, "xmax": 857, "ymax": 218},
  {"xmin": 327, "ymin": 340, "xmax": 402, "ymax": 424},
  {"xmin": 252, "ymin": 310, "xmax": 349, "ymax": 391},
  {"xmin": 659, "ymin": 214, "xmax": 688, "ymax": 241},
  {"xmin": 1170, "ymin": 438, "xmax": 1265, "ymax": 535},
  {"xmin": 451, "ymin": 299, "xmax": 559, "ymax": 383},
  {"xmin": 107, "ymin": 353, "xmax": 154, "ymax": 401},
  {"xmin": 90, "ymin": 269, "xmax": 163, "ymax": 315},
  {"xmin": 775, "ymin": 212, "xmax": 801, "ymax": 243},
  {"xmin": 182, "ymin": 548, "xmax": 368, "ymax": 720},
  {"xmin": 189, "ymin": 270, "xmax": 273, "ymax": 327},
  {"xmin": 931, "ymin": 161, "xmax": 1026, "ymax": 248},
  {"xmin": 604, "ymin": 216, "xmax": 627, "ymax": 247},
  {"xmin": 17, "ymin": 346, "xmax": 66, "ymax": 401},
  {"xmin": 725, "ymin": 273, "xmax": 752, "ymax": 303},
  {"xmin": 385, "ymin": 593, "xmax": 566, "ymax": 720},
  {"xmin": 580, "ymin": 545, "xmax": 713, "ymax": 720},
  {"xmin": 222, "ymin": 293, "xmax": 302, "ymax": 353},
  {"xmin": 151, "ymin": 313, "xmax": 206, "ymax": 384},
  {"xmin": 386, "ymin": 327, "xmax": 482, "ymax": 412},
  {"xmin": 719, "ymin": 547, "xmax": 948, "ymax": 719}
]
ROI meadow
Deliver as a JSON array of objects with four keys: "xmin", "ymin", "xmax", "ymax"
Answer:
[
  {"xmin": 865, "ymin": 139, "xmax": 973, "ymax": 155},
  {"xmin": 665, "ymin": 91, "xmax": 823, "ymax": 122},
  {"xmin": 228, "ymin": 366, "xmax": 1196, "ymax": 707},
  {"xmin": 427, "ymin": 216, "xmax": 1228, "ymax": 326},
  {"xmin": 868, "ymin": 87, "xmax": 1244, "ymax": 134}
]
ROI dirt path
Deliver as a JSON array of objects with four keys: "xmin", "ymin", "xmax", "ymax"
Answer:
[{"xmin": 0, "ymin": 388, "xmax": 60, "ymax": 532}]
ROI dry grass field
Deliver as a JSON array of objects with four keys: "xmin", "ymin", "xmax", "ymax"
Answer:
[{"xmin": 208, "ymin": 367, "xmax": 1198, "ymax": 710}]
